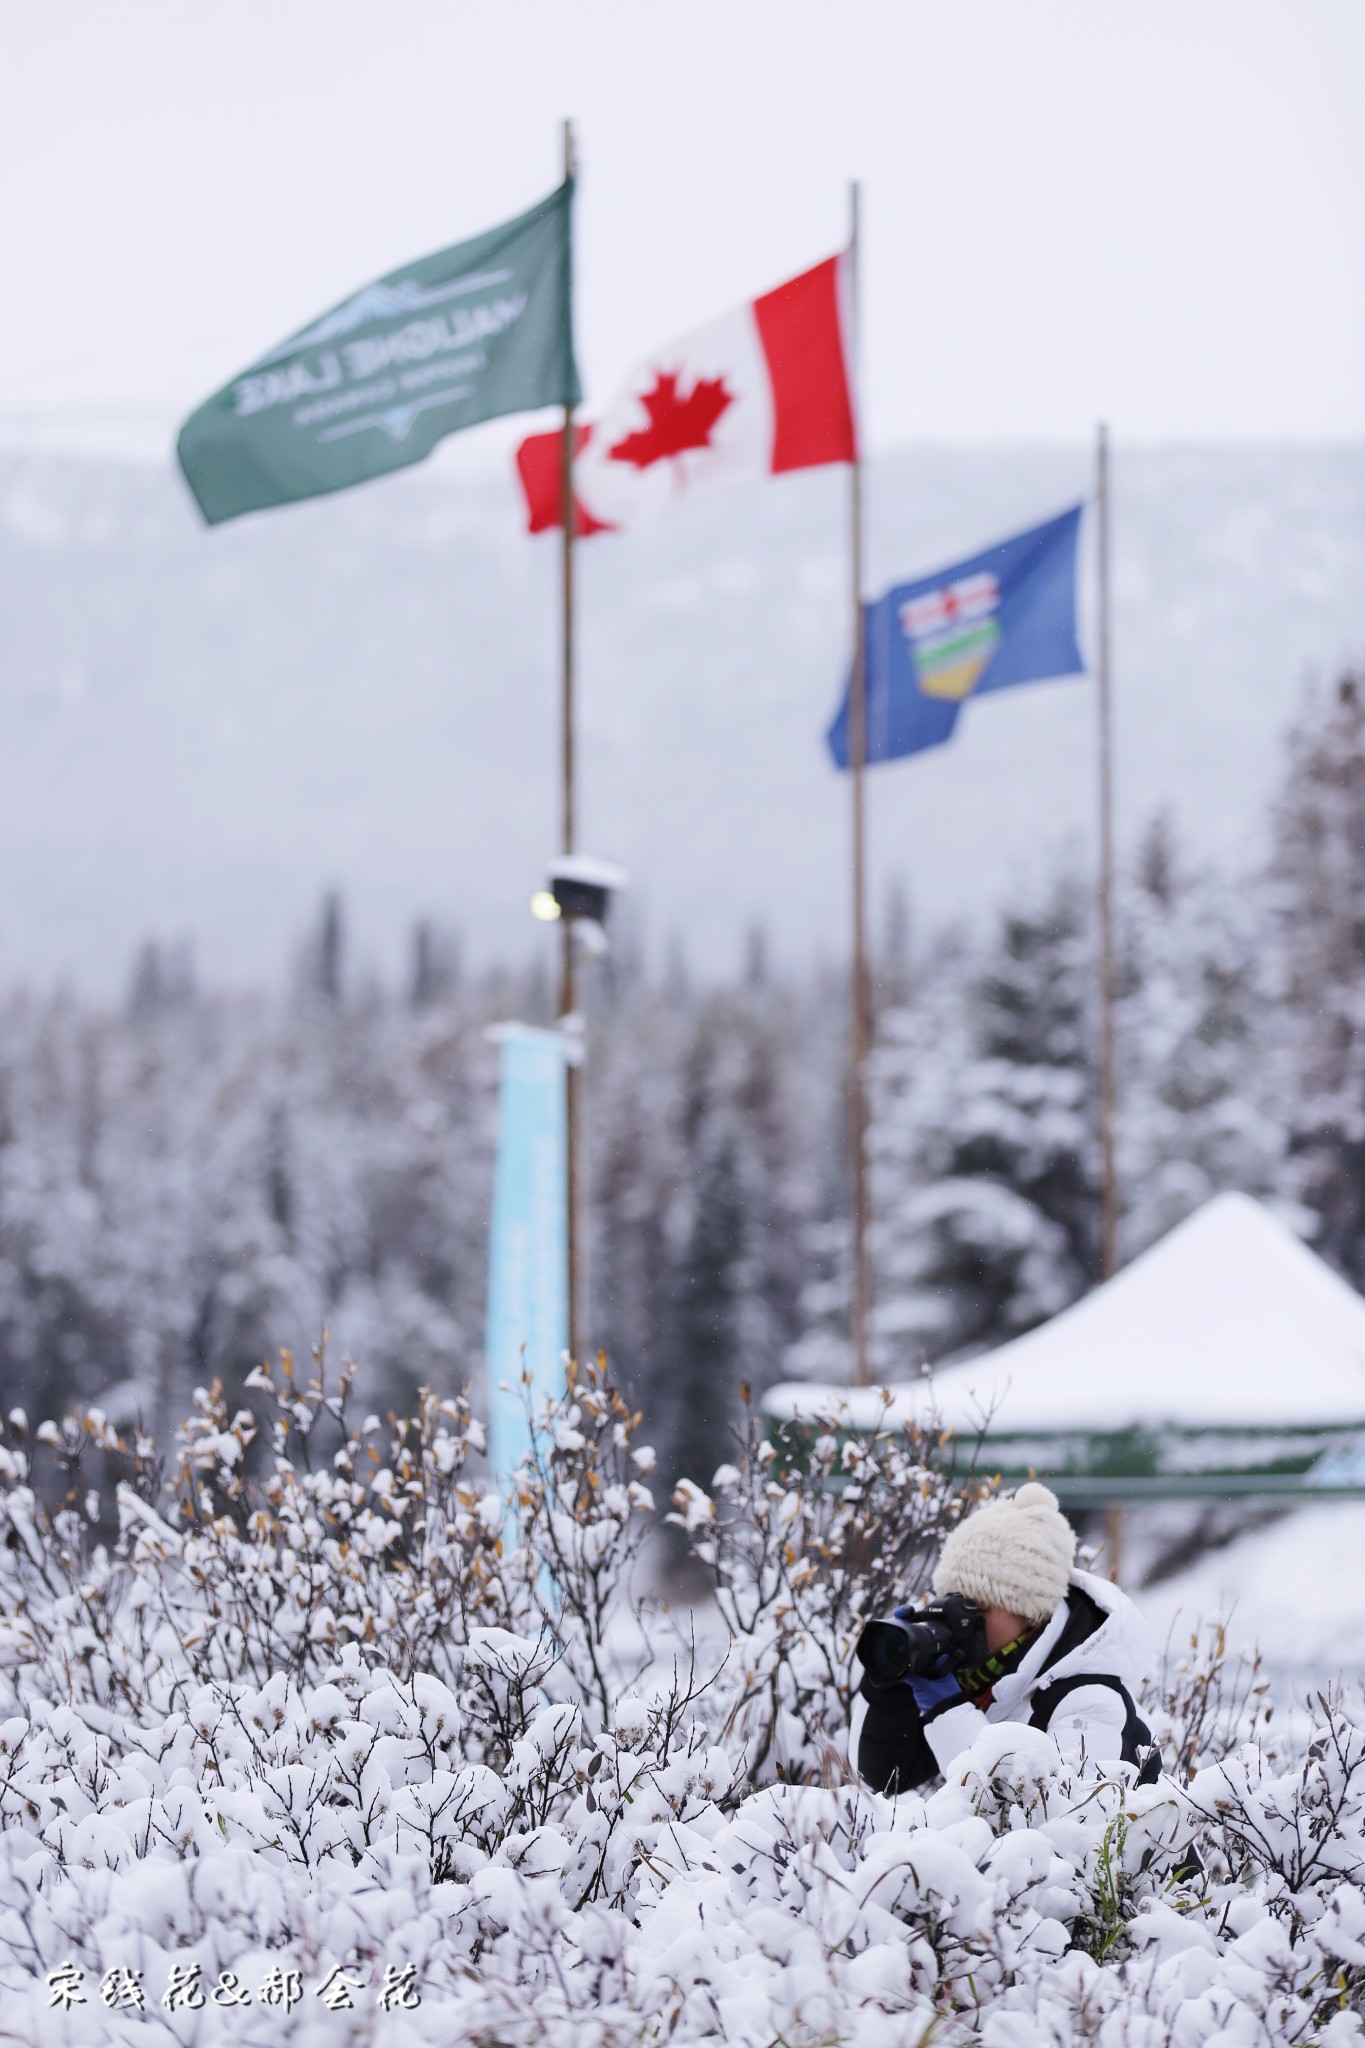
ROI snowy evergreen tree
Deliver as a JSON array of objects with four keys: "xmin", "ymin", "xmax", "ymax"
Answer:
[
  {"xmin": 1270, "ymin": 672, "xmax": 1365, "ymax": 1281},
  {"xmin": 663, "ymin": 1124, "xmax": 744, "ymax": 1495},
  {"xmin": 1116, "ymin": 814, "xmax": 1286, "ymax": 1259},
  {"xmin": 409, "ymin": 919, "xmax": 460, "ymax": 1008},
  {"xmin": 867, "ymin": 867, "xmax": 1099, "ymax": 1372},
  {"xmin": 586, "ymin": 966, "xmax": 825, "ymax": 1485},
  {"xmin": 583, "ymin": 976, "xmax": 685, "ymax": 1425}
]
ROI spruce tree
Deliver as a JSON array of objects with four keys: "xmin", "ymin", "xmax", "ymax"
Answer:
[
  {"xmin": 1117, "ymin": 815, "xmax": 1284, "ymax": 1258},
  {"xmin": 666, "ymin": 1130, "xmax": 744, "ymax": 1491},
  {"xmin": 1270, "ymin": 673, "xmax": 1365, "ymax": 1282},
  {"xmin": 868, "ymin": 868, "xmax": 1098, "ymax": 1369}
]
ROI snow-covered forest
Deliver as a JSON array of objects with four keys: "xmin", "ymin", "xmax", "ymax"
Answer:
[{"xmin": 2, "ymin": 671, "xmax": 1361, "ymax": 1499}]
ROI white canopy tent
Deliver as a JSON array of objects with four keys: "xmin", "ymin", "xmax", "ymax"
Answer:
[{"xmin": 765, "ymin": 1195, "xmax": 1365, "ymax": 1498}]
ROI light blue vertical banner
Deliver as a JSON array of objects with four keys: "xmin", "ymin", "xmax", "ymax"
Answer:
[{"xmin": 485, "ymin": 1025, "xmax": 569, "ymax": 1486}]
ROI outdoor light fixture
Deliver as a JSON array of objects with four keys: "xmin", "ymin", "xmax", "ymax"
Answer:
[
  {"xmin": 532, "ymin": 855, "xmax": 629, "ymax": 950},
  {"xmin": 549, "ymin": 855, "xmax": 628, "ymax": 925}
]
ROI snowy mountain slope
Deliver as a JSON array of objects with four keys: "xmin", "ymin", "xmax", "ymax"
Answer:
[{"xmin": 0, "ymin": 439, "xmax": 1359, "ymax": 993}]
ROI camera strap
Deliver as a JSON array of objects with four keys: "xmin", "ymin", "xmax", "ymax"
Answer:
[{"xmin": 954, "ymin": 1627, "xmax": 1042, "ymax": 1702}]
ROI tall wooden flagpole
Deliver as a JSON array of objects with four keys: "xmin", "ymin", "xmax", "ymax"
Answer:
[
  {"xmin": 848, "ymin": 181, "xmax": 871, "ymax": 1387},
  {"xmin": 560, "ymin": 117, "xmax": 581, "ymax": 1362},
  {"xmin": 1096, "ymin": 421, "xmax": 1119, "ymax": 1283}
]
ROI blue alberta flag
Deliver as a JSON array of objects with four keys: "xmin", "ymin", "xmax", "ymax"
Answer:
[{"xmin": 828, "ymin": 504, "xmax": 1086, "ymax": 769}]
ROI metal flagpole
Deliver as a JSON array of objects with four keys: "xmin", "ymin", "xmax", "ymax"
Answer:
[
  {"xmin": 560, "ymin": 116, "xmax": 581, "ymax": 1362},
  {"xmin": 1096, "ymin": 421, "xmax": 1118, "ymax": 1283},
  {"xmin": 1095, "ymin": 424, "xmax": 1124, "ymax": 1577},
  {"xmin": 848, "ymin": 181, "xmax": 871, "ymax": 1388}
]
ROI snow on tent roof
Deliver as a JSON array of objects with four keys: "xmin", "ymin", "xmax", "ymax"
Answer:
[{"xmin": 766, "ymin": 1194, "xmax": 1365, "ymax": 1437}]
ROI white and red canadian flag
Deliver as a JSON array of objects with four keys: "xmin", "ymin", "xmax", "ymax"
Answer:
[{"xmin": 516, "ymin": 254, "xmax": 857, "ymax": 535}]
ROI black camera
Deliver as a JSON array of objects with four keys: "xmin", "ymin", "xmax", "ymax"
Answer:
[{"xmin": 856, "ymin": 1593, "xmax": 987, "ymax": 1686}]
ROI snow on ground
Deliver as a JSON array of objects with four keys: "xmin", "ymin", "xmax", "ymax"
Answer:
[
  {"xmin": 2, "ymin": 1373, "xmax": 1365, "ymax": 2042},
  {"xmin": 1136, "ymin": 1503, "xmax": 1365, "ymax": 1685}
]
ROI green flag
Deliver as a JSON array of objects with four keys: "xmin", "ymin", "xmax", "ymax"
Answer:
[{"xmin": 178, "ymin": 181, "xmax": 579, "ymax": 524}]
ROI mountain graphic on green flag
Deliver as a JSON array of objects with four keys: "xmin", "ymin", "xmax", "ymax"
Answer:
[{"xmin": 178, "ymin": 181, "xmax": 579, "ymax": 525}]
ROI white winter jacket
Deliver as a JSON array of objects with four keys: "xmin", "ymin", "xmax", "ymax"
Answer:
[{"xmin": 851, "ymin": 1570, "xmax": 1157, "ymax": 1794}]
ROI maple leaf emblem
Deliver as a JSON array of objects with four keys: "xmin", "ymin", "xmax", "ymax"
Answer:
[{"xmin": 607, "ymin": 370, "xmax": 734, "ymax": 470}]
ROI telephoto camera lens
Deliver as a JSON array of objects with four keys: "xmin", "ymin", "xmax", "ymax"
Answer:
[
  {"xmin": 855, "ymin": 1616, "xmax": 950, "ymax": 1683},
  {"xmin": 855, "ymin": 1595, "xmax": 987, "ymax": 1686},
  {"xmin": 857, "ymin": 1618, "xmax": 917, "ymax": 1683}
]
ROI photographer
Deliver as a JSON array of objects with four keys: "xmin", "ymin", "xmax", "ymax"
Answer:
[{"xmin": 851, "ymin": 1482, "xmax": 1157, "ymax": 1795}]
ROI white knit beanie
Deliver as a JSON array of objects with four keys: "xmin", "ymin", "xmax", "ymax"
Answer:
[{"xmin": 932, "ymin": 1482, "xmax": 1077, "ymax": 1625}]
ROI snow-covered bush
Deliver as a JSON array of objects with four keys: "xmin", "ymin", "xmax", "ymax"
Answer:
[
  {"xmin": 0, "ymin": 1361, "xmax": 1360, "ymax": 2043},
  {"xmin": 671, "ymin": 1386, "xmax": 982, "ymax": 1786}
]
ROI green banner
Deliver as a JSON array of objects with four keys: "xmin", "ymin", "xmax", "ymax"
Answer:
[{"xmin": 178, "ymin": 181, "xmax": 579, "ymax": 524}]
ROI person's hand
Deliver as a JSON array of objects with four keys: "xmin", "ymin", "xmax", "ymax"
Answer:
[{"xmin": 905, "ymin": 1654, "xmax": 964, "ymax": 1719}]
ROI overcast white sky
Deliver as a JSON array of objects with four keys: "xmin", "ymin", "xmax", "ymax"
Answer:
[{"xmin": 1, "ymin": 0, "xmax": 1361, "ymax": 453}]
